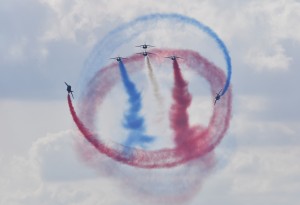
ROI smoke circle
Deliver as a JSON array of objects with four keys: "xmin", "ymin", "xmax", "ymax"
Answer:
[
  {"xmin": 73, "ymin": 14, "xmax": 232, "ymax": 168},
  {"xmin": 76, "ymin": 49, "xmax": 232, "ymax": 168}
]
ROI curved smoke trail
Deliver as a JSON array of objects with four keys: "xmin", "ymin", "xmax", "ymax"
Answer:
[
  {"xmin": 118, "ymin": 61, "xmax": 154, "ymax": 149},
  {"xmin": 70, "ymin": 49, "xmax": 232, "ymax": 169},
  {"xmin": 82, "ymin": 13, "xmax": 231, "ymax": 96}
]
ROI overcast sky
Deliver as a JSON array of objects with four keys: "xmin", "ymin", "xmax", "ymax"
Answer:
[{"xmin": 1, "ymin": 0, "xmax": 300, "ymax": 205}]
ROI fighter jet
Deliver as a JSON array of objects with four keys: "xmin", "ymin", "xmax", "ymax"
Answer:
[
  {"xmin": 136, "ymin": 51, "xmax": 155, "ymax": 56},
  {"xmin": 214, "ymin": 89, "xmax": 223, "ymax": 105},
  {"xmin": 110, "ymin": 56, "xmax": 127, "ymax": 62},
  {"xmin": 165, "ymin": 55, "xmax": 183, "ymax": 61},
  {"xmin": 136, "ymin": 43, "xmax": 154, "ymax": 50},
  {"xmin": 65, "ymin": 82, "xmax": 74, "ymax": 99}
]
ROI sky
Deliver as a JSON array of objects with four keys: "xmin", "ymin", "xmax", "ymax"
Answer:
[{"xmin": 1, "ymin": 0, "xmax": 300, "ymax": 204}]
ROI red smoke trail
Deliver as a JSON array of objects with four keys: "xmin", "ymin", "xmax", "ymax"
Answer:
[
  {"xmin": 169, "ymin": 60, "xmax": 193, "ymax": 147},
  {"xmin": 69, "ymin": 93, "xmax": 177, "ymax": 168},
  {"xmin": 70, "ymin": 83, "xmax": 205, "ymax": 168},
  {"xmin": 70, "ymin": 49, "xmax": 232, "ymax": 169},
  {"xmin": 68, "ymin": 94, "xmax": 121, "ymax": 162}
]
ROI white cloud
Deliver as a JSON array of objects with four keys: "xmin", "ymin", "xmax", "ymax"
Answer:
[
  {"xmin": 0, "ymin": 129, "xmax": 213, "ymax": 205},
  {"xmin": 1, "ymin": 124, "xmax": 298, "ymax": 205},
  {"xmin": 0, "ymin": 130, "xmax": 124, "ymax": 205},
  {"xmin": 191, "ymin": 145, "xmax": 300, "ymax": 205},
  {"xmin": 0, "ymin": 100, "xmax": 72, "ymax": 155},
  {"xmin": 29, "ymin": 130, "xmax": 97, "ymax": 181},
  {"xmin": 197, "ymin": 0, "xmax": 299, "ymax": 72},
  {"xmin": 36, "ymin": 0, "xmax": 300, "ymax": 74},
  {"xmin": 230, "ymin": 146, "xmax": 300, "ymax": 195},
  {"xmin": 245, "ymin": 44, "xmax": 291, "ymax": 71}
]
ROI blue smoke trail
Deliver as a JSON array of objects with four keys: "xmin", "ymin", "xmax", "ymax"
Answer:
[
  {"xmin": 118, "ymin": 61, "xmax": 154, "ymax": 149},
  {"xmin": 82, "ymin": 13, "xmax": 231, "ymax": 96}
]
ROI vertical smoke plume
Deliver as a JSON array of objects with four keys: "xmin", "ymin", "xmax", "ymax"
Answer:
[
  {"xmin": 169, "ymin": 60, "xmax": 193, "ymax": 148},
  {"xmin": 118, "ymin": 61, "xmax": 154, "ymax": 149},
  {"xmin": 146, "ymin": 56, "xmax": 163, "ymax": 105}
]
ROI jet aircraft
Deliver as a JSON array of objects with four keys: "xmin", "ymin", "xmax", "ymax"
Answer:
[
  {"xmin": 65, "ymin": 82, "xmax": 74, "ymax": 99},
  {"xmin": 110, "ymin": 56, "xmax": 127, "ymax": 62},
  {"xmin": 214, "ymin": 89, "xmax": 223, "ymax": 105},
  {"xmin": 136, "ymin": 43, "xmax": 154, "ymax": 49},
  {"xmin": 136, "ymin": 51, "xmax": 155, "ymax": 56},
  {"xmin": 165, "ymin": 55, "xmax": 183, "ymax": 61}
]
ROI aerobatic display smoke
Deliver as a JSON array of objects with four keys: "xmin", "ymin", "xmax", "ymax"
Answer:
[
  {"xmin": 82, "ymin": 13, "xmax": 231, "ymax": 96},
  {"xmin": 68, "ymin": 49, "xmax": 231, "ymax": 169},
  {"xmin": 68, "ymin": 13, "xmax": 233, "ymax": 204},
  {"xmin": 146, "ymin": 57, "xmax": 163, "ymax": 105},
  {"xmin": 118, "ymin": 61, "xmax": 154, "ymax": 150},
  {"xmin": 169, "ymin": 60, "xmax": 193, "ymax": 149}
]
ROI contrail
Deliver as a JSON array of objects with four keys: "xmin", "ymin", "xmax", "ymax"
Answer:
[
  {"xmin": 169, "ymin": 59, "xmax": 196, "ymax": 153},
  {"xmin": 118, "ymin": 61, "xmax": 154, "ymax": 149},
  {"xmin": 146, "ymin": 56, "xmax": 163, "ymax": 105},
  {"xmin": 68, "ymin": 94, "xmax": 110, "ymax": 156}
]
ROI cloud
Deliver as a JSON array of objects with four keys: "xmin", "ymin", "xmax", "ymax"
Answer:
[
  {"xmin": 201, "ymin": 0, "xmax": 300, "ymax": 72},
  {"xmin": 245, "ymin": 44, "xmax": 291, "ymax": 71},
  {"xmin": 29, "ymin": 130, "xmax": 97, "ymax": 181},
  {"xmin": 0, "ymin": 130, "xmax": 123, "ymax": 205},
  {"xmin": 0, "ymin": 115, "xmax": 299, "ymax": 205},
  {"xmin": 229, "ymin": 146, "xmax": 300, "ymax": 195},
  {"xmin": 190, "ymin": 146, "xmax": 300, "ymax": 205},
  {"xmin": 230, "ymin": 95, "xmax": 300, "ymax": 146},
  {"xmin": 1, "ymin": 129, "xmax": 211, "ymax": 205}
]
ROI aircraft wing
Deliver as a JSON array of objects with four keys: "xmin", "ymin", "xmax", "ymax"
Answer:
[
  {"xmin": 218, "ymin": 89, "xmax": 223, "ymax": 95},
  {"xmin": 136, "ymin": 44, "xmax": 154, "ymax": 47}
]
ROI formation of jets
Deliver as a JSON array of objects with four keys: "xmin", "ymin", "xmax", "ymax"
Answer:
[
  {"xmin": 66, "ymin": 43, "xmax": 224, "ymax": 105},
  {"xmin": 111, "ymin": 43, "xmax": 183, "ymax": 62}
]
